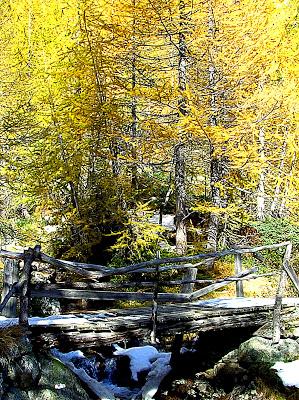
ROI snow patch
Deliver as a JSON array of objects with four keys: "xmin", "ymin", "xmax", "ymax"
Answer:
[
  {"xmin": 113, "ymin": 344, "xmax": 159, "ymax": 381},
  {"xmin": 193, "ymin": 297, "xmax": 299, "ymax": 309},
  {"xmin": 0, "ymin": 313, "xmax": 110, "ymax": 329},
  {"xmin": 271, "ymin": 360, "xmax": 299, "ymax": 388}
]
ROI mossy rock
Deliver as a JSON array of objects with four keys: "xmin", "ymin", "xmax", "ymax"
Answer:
[
  {"xmin": 238, "ymin": 337, "xmax": 299, "ymax": 386},
  {"xmin": 7, "ymin": 354, "xmax": 40, "ymax": 389},
  {"xmin": 31, "ymin": 356, "xmax": 89, "ymax": 400},
  {"xmin": 2, "ymin": 387, "xmax": 30, "ymax": 400}
]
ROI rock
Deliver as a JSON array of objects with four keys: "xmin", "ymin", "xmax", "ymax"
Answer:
[
  {"xmin": 160, "ymin": 377, "xmax": 226, "ymax": 400},
  {"xmin": 238, "ymin": 336, "xmax": 299, "ymax": 386},
  {"xmin": 213, "ymin": 361, "xmax": 249, "ymax": 391},
  {"xmin": 7, "ymin": 353, "xmax": 40, "ymax": 389},
  {"xmin": 34, "ymin": 356, "xmax": 90, "ymax": 400},
  {"xmin": 0, "ymin": 372, "xmax": 4, "ymax": 397},
  {"xmin": 28, "ymin": 388, "xmax": 81, "ymax": 400},
  {"xmin": 0, "ymin": 335, "xmax": 32, "ymax": 363},
  {"xmin": 202, "ymin": 349, "xmax": 249, "ymax": 391},
  {"xmin": 2, "ymin": 387, "xmax": 30, "ymax": 400},
  {"xmin": 239, "ymin": 337, "xmax": 299, "ymax": 368}
]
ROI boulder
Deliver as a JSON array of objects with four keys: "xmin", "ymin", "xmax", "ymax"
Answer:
[
  {"xmin": 2, "ymin": 387, "xmax": 30, "ymax": 400},
  {"xmin": 32, "ymin": 356, "xmax": 90, "ymax": 400},
  {"xmin": 238, "ymin": 336, "xmax": 299, "ymax": 387},
  {"xmin": 7, "ymin": 353, "xmax": 40, "ymax": 389}
]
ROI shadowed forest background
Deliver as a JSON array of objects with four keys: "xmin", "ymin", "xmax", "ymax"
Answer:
[{"xmin": 0, "ymin": 0, "xmax": 299, "ymax": 273}]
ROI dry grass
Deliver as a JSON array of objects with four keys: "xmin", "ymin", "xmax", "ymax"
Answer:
[
  {"xmin": 0, "ymin": 325, "xmax": 24, "ymax": 358},
  {"xmin": 254, "ymin": 378, "xmax": 298, "ymax": 400},
  {"xmin": 201, "ymin": 259, "xmax": 283, "ymax": 300}
]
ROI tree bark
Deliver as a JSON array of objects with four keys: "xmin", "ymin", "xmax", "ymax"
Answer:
[
  {"xmin": 175, "ymin": 0, "xmax": 189, "ymax": 255},
  {"xmin": 206, "ymin": 2, "xmax": 227, "ymax": 253},
  {"xmin": 270, "ymin": 137, "xmax": 287, "ymax": 216},
  {"xmin": 257, "ymin": 128, "xmax": 266, "ymax": 220},
  {"xmin": 1, "ymin": 258, "xmax": 19, "ymax": 317}
]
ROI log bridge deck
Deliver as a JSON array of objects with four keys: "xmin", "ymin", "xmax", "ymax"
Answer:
[
  {"xmin": 1, "ymin": 241, "xmax": 299, "ymax": 347},
  {"xmin": 26, "ymin": 298, "xmax": 299, "ymax": 348}
]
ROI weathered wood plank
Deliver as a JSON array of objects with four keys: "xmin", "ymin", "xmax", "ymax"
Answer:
[
  {"xmin": 1, "ymin": 258, "xmax": 19, "ymax": 317},
  {"xmin": 31, "ymin": 272, "xmax": 277, "ymax": 292},
  {"xmin": 272, "ymin": 243, "xmax": 292, "ymax": 343},
  {"xmin": 19, "ymin": 247, "xmax": 38, "ymax": 326},
  {"xmin": 31, "ymin": 289, "xmax": 190, "ymax": 303},
  {"xmin": 107, "ymin": 241, "xmax": 290, "ymax": 276},
  {"xmin": 181, "ymin": 267, "xmax": 197, "ymax": 294},
  {"xmin": 27, "ymin": 300, "xmax": 299, "ymax": 349},
  {"xmin": 234, "ymin": 254, "xmax": 244, "ymax": 297},
  {"xmin": 284, "ymin": 263, "xmax": 299, "ymax": 293},
  {"xmin": 1, "ymin": 242, "xmax": 290, "ymax": 280}
]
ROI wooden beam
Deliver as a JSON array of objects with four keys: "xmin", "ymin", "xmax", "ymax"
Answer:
[
  {"xmin": 272, "ymin": 242, "xmax": 292, "ymax": 343},
  {"xmin": 189, "ymin": 268, "xmax": 257, "ymax": 301},
  {"xmin": 19, "ymin": 246, "xmax": 38, "ymax": 326},
  {"xmin": 30, "ymin": 272, "xmax": 277, "ymax": 292},
  {"xmin": 108, "ymin": 242, "xmax": 290, "ymax": 276},
  {"xmin": 31, "ymin": 289, "xmax": 190, "ymax": 303},
  {"xmin": 1, "ymin": 241, "xmax": 290, "ymax": 280},
  {"xmin": 234, "ymin": 254, "xmax": 244, "ymax": 297},
  {"xmin": 283, "ymin": 263, "xmax": 299, "ymax": 293},
  {"xmin": 1, "ymin": 258, "xmax": 19, "ymax": 317},
  {"xmin": 181, "ymin": 267, "xmax": 197, "ymax": 294}
]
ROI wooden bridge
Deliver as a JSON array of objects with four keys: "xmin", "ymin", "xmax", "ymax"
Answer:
[{"xmin": 1, "ymin": 241, "xmax": 299, "ymax": 347}]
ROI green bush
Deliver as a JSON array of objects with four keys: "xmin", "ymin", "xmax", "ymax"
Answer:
[{"xmin": 254, "ymin": 218, "xmax": 299, "ymax": 247}]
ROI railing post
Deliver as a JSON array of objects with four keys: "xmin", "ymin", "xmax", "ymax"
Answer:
[
  {"xmin": 19, "ymin": 245, "xmax": 41, "ymax": 327},
  {"xmin": 181, "ymin": 264, "xmax": 197, "ymax": 294},
  {"xmin": 272, "ymin": 242, "xmax": 292, "ymax": 343},
  {"xmin": 150, "ymin": 251, "xmax": 160, "ymax": 344},
  {"xmin": 1, "ymin": 258, "xmax": 19, "ymax": 317},
  {"xmin": 234, "ymin": 253, "xmax": 244, "ymax": 297}
]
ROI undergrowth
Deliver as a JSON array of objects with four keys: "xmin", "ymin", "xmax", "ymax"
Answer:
[{"xmin": 0, "ymin": 325, "xmax": 24, "ymax": 359}]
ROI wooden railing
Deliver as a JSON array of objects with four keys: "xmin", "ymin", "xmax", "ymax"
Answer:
[{"xmin": 0, "ymin": 241, "xmax": 298, "ymax": 342}]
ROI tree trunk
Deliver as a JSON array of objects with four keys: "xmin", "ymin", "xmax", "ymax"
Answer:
[
  {"xmin": 257, "ymin": 128, "xmax": 266, "ymax": 221},
  {"xmin": 279, "ymin": 152, "xmax": 296, "ymax": 217},
  {"xmin": 270, "ymin": 138, "xmax": 287, "ymax": 216},
  {"xmin": 175, "ymin": 144, "xmax": 187, "ymax": 255},
  {"xmin": 1, "ymin": 258, "xmax": 19, "ymax": 317},
  {"xmin": 206, "ymin": 2, "xmax": 227, "ymax": 253},
  {"xmin": 175, "ymin": 0, "xmax": 189, "ymax": 255}
]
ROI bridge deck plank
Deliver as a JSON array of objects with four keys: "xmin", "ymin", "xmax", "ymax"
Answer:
[{"xmin": 25, "ymin": 297, "xmax": 299, "ymax": 349}]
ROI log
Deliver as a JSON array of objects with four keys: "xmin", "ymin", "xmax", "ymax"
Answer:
[
  {"xmin": 28, "ymin": 300, "xmax": 299, "ymax": 349},
  {"xmin": 31, "ymin": 289, "xmax": 190, "ymax": 303},
  {"xmin": 283, "ymin": 263, "xmax": 299, "ymax": 293},
  {"xmin": 1, "ymin": 241, "xmax": 290, "ymax": 279},
  {"xmin": 107, "ymin": 241, "xmax": 290, "ymax": 276},
  {"xmin": 272, "ymin": 243, "xmax": 292, "ymax": 343},
  {"xmin": 30, "ymin": 272, "xmax": 277, "ymax": 292},
  {"xmin": 234, "ymin": 254, "xmax": 244, "ymax": 297},
  {"xmin": 181, "ymin": 267, "xmax": 197, "ymax": 294},
  {"xmin": 19, "ymin": 246, "xmax": 39, "ymax": 326},
  {"xmin": 40, "ymin": 253, "xmax": 108, "ymax": 279},
  {"xmin": 0, "ymin": 282, "xmax": 21, "ymax": 314},
  {"xmin": 0, "ymin": 249, "xmax": 23, "ymax": 260}
]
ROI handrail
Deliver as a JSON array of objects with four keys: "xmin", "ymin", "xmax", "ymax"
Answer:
[
  {"xmin": 0, "ymin": 241, "xmax": 291, "ymax": 278},
  {"xmin": 0, "ymin": 241, "xmax": 295, "ymax": 336}
]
